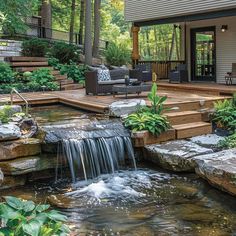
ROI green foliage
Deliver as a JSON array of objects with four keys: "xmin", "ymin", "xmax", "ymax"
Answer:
[
  {"xmin": 60, "ymin": 61, "xmax": 87, "ymax": 83},
  {"xmin": 48, "ymin": 58, "xmax": 62, "ymax": 70},
  {"xmin": 27, "ymin": 69, "xmax": 59, "ymax": 91},
  {"xmin": 147, "ymin": 83, "xmax": 167, "ymax": 114},
  {"xmin": 22, "ymin": 39, "xmax": 50, "ymax": 57},
  {"xmin": 218, "ymin": 132, "xmax": 236, "ymax": 149},
  {"xmin": 49, "ymin": 42, "xmax": 81, "ymax": 64},
  {"xmin": 104, "ymin": 42, "xmax": 130, "ymax": 66},
  {"xmin": 0, "ymin": 0, "xmax": 39, "ymax": 35},
  {"xmin": 0, "ymin": 196, "xmax": 70, "ymax": 236},
  {"xmin": 0, "ymin": 63, "xmax": 15, "ymax": 83},
  {"xmin": 124, "ymin": 112, "xmax": 170, "ymax": 135},
  {"xmin": 0, "ymin": 105, "xmax": 12, "ymax": 123},
  {"xmin": 213, "ymin": 98, "xmax": 236, "ymax": 131},
  {"xmin": 124, "ymin": 83, "xmax": 170, "ymax": 135}
]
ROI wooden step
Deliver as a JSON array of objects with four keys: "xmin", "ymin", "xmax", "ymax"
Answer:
[
  {"xmin": 55, "ymin": 74, "xmax": 68, "ymax": 80},
  {"xmin": 166, "ymin": 111, "xmax": 202, "ymax": 126},
  {"xmin": 15, "ymin": 67, "xmax": 54, "ymax": 72},
  {"xmin": 10, "ymin": 61, "xmax": 49, "ymax": 67},
  {"xmin": 57, "ymin": 79, "xmax": 74, "ymax": 85},
  {"xmin": 61, "ymin": 84, "xmax": 83, "ymax": 90},
  {"xmin": 5, "ymin": 56, "xmax": 48, "ymax": 62},
  {"xmin": 173, "ymin": 122, "xmax": 212, "ymax": 139},
  {"xmin": 51, "ymin": 70, "xmax": 61, "ymax": 76}
]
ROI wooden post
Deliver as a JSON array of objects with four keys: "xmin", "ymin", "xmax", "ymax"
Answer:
[{"xmin": 131, "ymin": 25, "xmax": 140, "ymax": 67}]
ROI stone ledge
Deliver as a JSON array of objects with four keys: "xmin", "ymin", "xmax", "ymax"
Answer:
[
  {"xmin": 193, "ymin": 149, "xmax": 236, "ymax": 196},
  {"xmin": 0, "ymin": 138, "xmax": 41, "ymax": 160},
  {"xmin": 144, "ymin": 140, "xmax": 213, "ymax": 172},
  {"xmin": 0, "ymin": 154, "xmax": 64, "ymax": 176}
]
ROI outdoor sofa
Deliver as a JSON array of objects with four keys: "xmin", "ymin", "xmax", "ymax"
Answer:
[{"xmin": 85, "ymin": 68, "xmax": 138, "ymax": 95}]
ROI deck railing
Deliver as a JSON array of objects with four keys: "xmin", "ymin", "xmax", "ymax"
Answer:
[{"xmin": 138, "ymin": 60, "xmax": 185, "ymax": 79}]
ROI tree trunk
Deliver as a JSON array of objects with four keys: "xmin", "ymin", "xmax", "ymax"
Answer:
[
  {"xmin": 79, "ymin": 0, "xmax": 85, "ymax": 45},
  {"xmin": 41, "ymin": 0, "xmax": 52, "ymax": 39},
  {"xmin": 69, "ymin": 0, "xmax": 76, "ymax": 44},
  {"xmin": 84, "ymin": 0, "xmax": 92, "ymax": 65},
  {"xmin": 145, "ymin": 28, "xmax": 151, "ymax": 58},
  {"xmin": 92, "ymin": 0, "xmax": 101, "ymax": 58}
]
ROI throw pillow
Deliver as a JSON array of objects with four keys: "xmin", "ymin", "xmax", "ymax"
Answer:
[{"xmin": 98, "ymin": 69, "xmax": 111, "ymax": 81}]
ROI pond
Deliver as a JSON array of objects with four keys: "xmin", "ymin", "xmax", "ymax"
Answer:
[
  {"xmin": 1, "ymin": 165, "xmax": 236, "ymax": 236},
  {"xmin": 2, "ymin": 104, "xmax": 236, "ymax": 235}
]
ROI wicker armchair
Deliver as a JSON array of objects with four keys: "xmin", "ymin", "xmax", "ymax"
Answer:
[
  {"xmin": 225, "ymin": 63, "xmax": 236, "ymax": 85},
  {"xmin": 130, "ymin": 64, "xmax": 152, "ymax": 82},
  {"xmin": 169, "ymin": 64, "xmax": 188, "ymax": 83},
  {"xmin": 85, "ymin": 69, "xmax": 138, "ymax": 95}
]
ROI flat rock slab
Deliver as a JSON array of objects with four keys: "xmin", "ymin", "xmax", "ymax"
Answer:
[
  {"xmin": 0, "ymin": 155, "xmax": 60, "ymax": 175},
  {"xmin": 0, "ymin": 175, "xmax": 26, "ymax": 190},
  {"xmin": 0, "ymin": 123, "xmax": 21, "ymax": 141},
  {"xmin": 109, "ymin": 99, "xmax": 146, "ymax": 117},
  {"xmin": 0, "ymin": 138, "xmax": 41, "ymax": 160},
  {"xmin": 145, "ymin": 140, "xmax": 213, "ymax": 172},
  {"xmin": 193, "ymin": 149, "xmax": 236, "ymax": 196},
  {"xmin": 189, "ymin": 134, "xmax": 225, "ymax": 149}
]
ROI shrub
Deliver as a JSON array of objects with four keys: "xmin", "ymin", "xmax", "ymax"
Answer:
[
  {"xmin": 0, "ymin": 63, "xmax": 15, "ymax": 83},
  {"xmin": 104, "ymin": 42, "xmax": 130, "ymax": 66},
  {"xmin": 124, "ymin": 112, "xmax": 170, "ymax": 135},
  {"xmin": 28, "ymin": 68, "xmax": 59, "ymax": 91},
  {"xmin": 0, "ymin": 105, "xmax": 12, "ymax": 123},
  {"xmin": 49, "ymin": 42, "xmax": 81, "ymax": 64},
  {"xmin": 22, "ymin": 38, "xmax": 50, "ymax": 57},
  {"xmin": 124, "ymin": 83, "xmax": 170, "ymax": 135},
  {"xmin": 213, "ymin": 99, "xmax": 236, "ymax": 131},
  {"xmin": 0, "ymin": 196, "xmax": 70, "ymax": 236},
  {"xmin": 48, "ymin": 57, "xmax": 62, "ymax": 70},
  {"xmin": 60, "ymin": 61, "xmax": 87, "ymax": 83},
  {"xmin": 218, "ymin": 132, "xmax": 236, "ymax": 149}
]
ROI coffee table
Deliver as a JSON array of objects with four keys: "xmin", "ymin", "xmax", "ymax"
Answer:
[{"xmin": 112, "ymin": 84, "xmax": 152, "ymax": 98}]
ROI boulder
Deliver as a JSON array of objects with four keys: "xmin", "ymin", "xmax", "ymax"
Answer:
[
  {"xmin": 193, "ymin": 149, "xmax": 236, "ymax": 196},
  {"xmin": 189, "ymin": 134, "xmax": 224, "ymax": 149},
  {"xmin": 0, "ymin": 123, "xmax": 21, "ymax": 141},
  {"xmin": 19, "ymin": 118, "xmax": 38, "ymax": 138},
  {"xmin": 109, "ymin": 99, "xmax": 146, "ymax": 117},
  {"xmin": 0, "ymin": 138, "xmax": 41, "ymax": 161},
  {"xmin": 0, "ymin": 175, "xmax": 26, "ymax": 190},
  {"xmin": 145, "ymin": 140, "xmax": 213, "ymax": 172},
  {"xmin": 0, "ymin": 154, "xmax": 64, "ymax": 175}
]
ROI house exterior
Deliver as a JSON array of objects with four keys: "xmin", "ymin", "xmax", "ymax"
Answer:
[{"xmin": 124, "ymin": 0, "xmax": 236, "ymax": 84}]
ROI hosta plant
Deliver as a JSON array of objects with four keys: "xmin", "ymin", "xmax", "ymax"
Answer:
[
  {"xmin": 0, "ymin": 196, "xmax": 70, "ymax": 236},
  {"xmin": 124, "ymin": 83, "xmax": 170, "ymax": 136},
  {"xmin": 124, "ymin": 112, "xmax": 170, "ymax": 135}
]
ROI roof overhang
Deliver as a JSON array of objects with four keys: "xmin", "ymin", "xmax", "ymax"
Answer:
[{"xmin": 134, "ymin": 8, "xmax": 236, "ymax": 27}]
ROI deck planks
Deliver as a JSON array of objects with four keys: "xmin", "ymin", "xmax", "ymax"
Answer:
[{"xmin": 0, "ymin": 88, "xmax": 230, "ymax": 113}]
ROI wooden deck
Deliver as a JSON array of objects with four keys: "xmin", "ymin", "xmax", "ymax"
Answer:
[
  {"xmin": 0, "ymin": 86, "xmax": 232, "ymax": 141},
  {"xmin": 158, "ymin": 81, "xmax": 236, "ymax": 96},
  {"xmin": 0, "ymin": 87, "xmax": 230, "ymax": 113}
]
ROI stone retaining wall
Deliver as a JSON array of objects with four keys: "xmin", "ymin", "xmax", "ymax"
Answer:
[{"xmin": 0, "ymin": 39, "xmax": 22, "ymax": 61}]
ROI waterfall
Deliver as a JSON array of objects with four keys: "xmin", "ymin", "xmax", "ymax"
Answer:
[{"xmin": 49, "ymin": 120, "xmax": 137, "ymax": 183}]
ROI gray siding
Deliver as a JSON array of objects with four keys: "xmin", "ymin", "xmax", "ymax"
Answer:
[
  {"xmin": 185, "ymin": 16, "xmax": 236, "ymax": 84},
  {"xmin": 125, "ymin": 0, "xmax": 236, "ymax": 22}
]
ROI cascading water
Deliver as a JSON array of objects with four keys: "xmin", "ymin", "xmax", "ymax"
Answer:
[{"xmin": 44, "ymin": 120, "xmax": 137, "ymax": 182}]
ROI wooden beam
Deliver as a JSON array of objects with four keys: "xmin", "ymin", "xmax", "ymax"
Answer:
[{"xmin": 131, "ymin": 25, "xmax": 140, "ymax": 66}]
